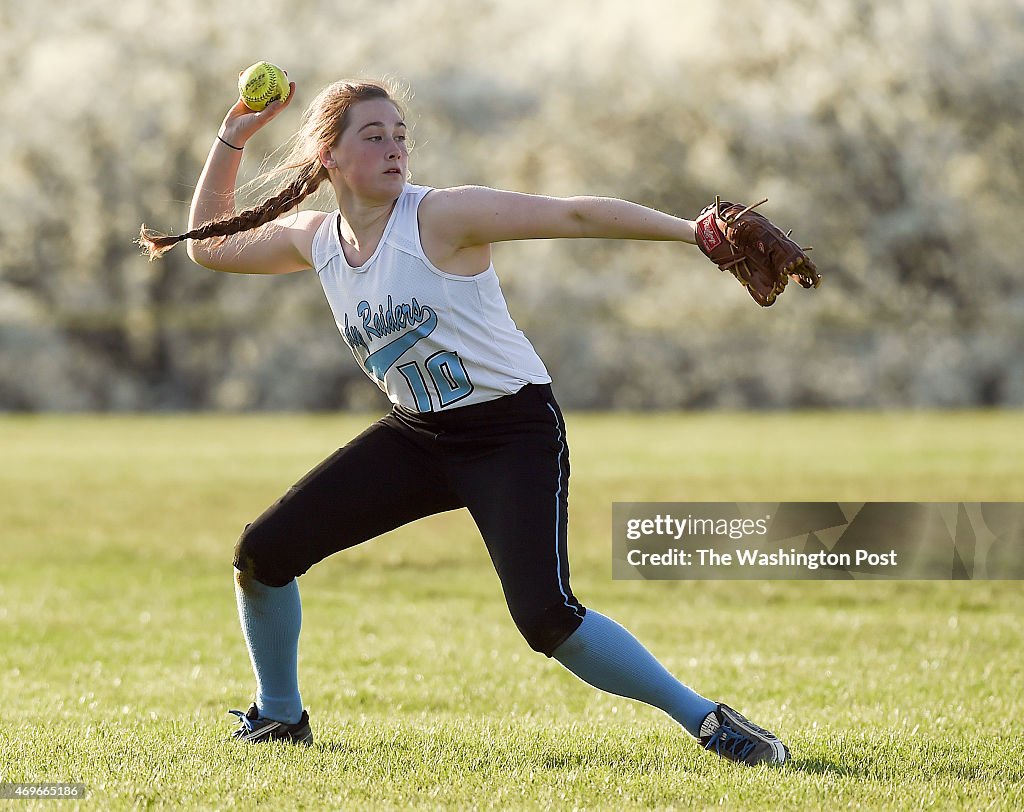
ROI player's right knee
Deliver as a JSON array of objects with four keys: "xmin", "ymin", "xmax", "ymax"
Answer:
[
  {"xmin": 233, "ymin": 521, "xmax": 295, "ymax": 588},
  {"xmin": 510, "ymin": 601, "xmax": 587, "ymax": 657}
]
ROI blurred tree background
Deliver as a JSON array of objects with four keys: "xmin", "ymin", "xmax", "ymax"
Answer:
[{"xmin": 1, "ymin": 0, "xmax": 1021, "ymax": 411}]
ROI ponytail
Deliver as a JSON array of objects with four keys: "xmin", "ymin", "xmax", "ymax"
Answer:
[
  {"xmin": 137, "ymin": 162, "xmax": 327, "ymax": 261},
  {"xmin": 140, "ymin": 78, "xmax": 406, "ymax": 262}
]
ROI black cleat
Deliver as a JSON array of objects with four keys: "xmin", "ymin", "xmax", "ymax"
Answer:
[
  {"xmin": 227, "ymin": 703, "xmax": 313, "ymax": 746},
  {"xmin": 699, "ymin": 703, "xmax": 789, "ymax": 766}
]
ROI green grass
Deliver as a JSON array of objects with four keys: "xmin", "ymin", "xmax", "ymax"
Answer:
[{"xmin": 1, "ymin": 411, "xmax": 1022, "ymax": 810}]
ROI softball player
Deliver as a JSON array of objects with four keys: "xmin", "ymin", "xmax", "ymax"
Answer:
[{"xmin": 140, "ymin": 79, "xmax": 789, "ymax": 766}]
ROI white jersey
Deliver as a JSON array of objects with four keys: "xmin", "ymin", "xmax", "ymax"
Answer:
[{"xmin": 311, "ymin": 184, "xmax": 552, "ymax": 412}]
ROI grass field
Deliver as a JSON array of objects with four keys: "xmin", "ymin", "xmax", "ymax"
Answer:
[{"xmin": 1, "ymin": 411, "xmax": 1022, "ymax": 810}]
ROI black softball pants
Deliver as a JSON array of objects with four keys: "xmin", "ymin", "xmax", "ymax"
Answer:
[{"xmin": 233, "ymin": 383, "xmax": 586, "ymax": 656}]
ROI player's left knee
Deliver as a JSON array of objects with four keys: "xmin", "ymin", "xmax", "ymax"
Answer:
[
  {"xmin": 511, "ymin": 602, "xmax": 587, "ymax": 657},
  {"xmin": 233, "ymin": 520, "xmax": 297, "ymax": 588}
]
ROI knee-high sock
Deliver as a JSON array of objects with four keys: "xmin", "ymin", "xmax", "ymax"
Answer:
[
  {"xmin": 234, "ymin": 569, "xmax": 303, "ymax": 724},
  {"xmin": 551, "ymin": 609, "xmax": 716, "ymax": 738}
]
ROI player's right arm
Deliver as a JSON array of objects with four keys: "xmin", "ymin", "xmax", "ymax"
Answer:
[{"xmin": 187, "ymin": 85, "xmax": 326, "ymax": 275}]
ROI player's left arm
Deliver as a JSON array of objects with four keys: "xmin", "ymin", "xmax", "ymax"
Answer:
[{"xmin": 420, "ymin": 185, "xmax": 698, "ymax": 248}]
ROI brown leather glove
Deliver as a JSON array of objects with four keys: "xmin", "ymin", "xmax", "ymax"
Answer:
[{"xmin": 695, "ymin": 197, "xmax": 821, "ymax": 307}]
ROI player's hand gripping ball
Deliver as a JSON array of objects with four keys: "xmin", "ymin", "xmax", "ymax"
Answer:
[
  {"xmin": 695, "ymin": 197, "xmax": 821, "ymax": 307},
  {"xmin": 238, "ymin": 62, "xmax": 290, "ymax": 111}
]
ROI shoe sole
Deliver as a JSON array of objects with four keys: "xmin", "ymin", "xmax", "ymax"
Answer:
[{"xmin": 229, "ymin": 732, "xmax": 313, "ymax": 746}]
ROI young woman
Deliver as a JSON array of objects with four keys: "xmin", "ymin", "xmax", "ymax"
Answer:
[{"xmin": 140, "ymin": 78, "xmax": 789, "ymax": 766}]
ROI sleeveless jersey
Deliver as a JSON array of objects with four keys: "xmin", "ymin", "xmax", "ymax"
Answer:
[{"xmin": 311, "ymin": 184, "xmax": 552, "ymax": 412}]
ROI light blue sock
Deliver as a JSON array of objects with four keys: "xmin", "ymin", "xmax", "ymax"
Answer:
[
  {"xmin": 233, "ymin": 569, "xmax": 303, "ymax": 725},
  {"xmin": 551, "ymin": 609, "xmax": 717, "ymax": 738}
]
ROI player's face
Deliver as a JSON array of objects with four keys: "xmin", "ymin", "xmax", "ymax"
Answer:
[{"xmin": 329, "ymin": 98, "xmax": 408, "ymax": 199}]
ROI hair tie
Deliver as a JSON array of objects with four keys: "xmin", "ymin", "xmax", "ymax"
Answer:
[{"xmin": 217, "ymin": 134, "xmax": 243, "ymax": 151}]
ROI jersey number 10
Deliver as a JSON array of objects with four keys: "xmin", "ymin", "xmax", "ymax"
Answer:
[{"xmin": 397, "ymin": 351, "xmax": 474, "ymax": 412}]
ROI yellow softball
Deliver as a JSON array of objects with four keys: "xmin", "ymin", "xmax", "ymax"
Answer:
[{"xmin": 238, "ymin": 62, "xmax": 290, "ymax": 111}]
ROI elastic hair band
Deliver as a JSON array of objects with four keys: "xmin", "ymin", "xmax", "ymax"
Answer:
[{"xmin": 217, "ymin": 134, "xmax": 243, "ymax": 151}]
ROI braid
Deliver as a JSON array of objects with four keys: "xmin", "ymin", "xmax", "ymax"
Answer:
[
  {"xmin": 140, "ymin": 78, "xmax": 407, "ymax": 262},
  {"xmin": 138, "ymin": 163, "xmax": 326, "ymax": 261}
]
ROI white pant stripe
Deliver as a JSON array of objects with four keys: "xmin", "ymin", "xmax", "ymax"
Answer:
[{"xmin": 546, "ymin": 402, "xmax": 584, "ymax": 618}]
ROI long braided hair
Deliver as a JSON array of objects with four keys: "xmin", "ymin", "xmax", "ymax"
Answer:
[{"xmin": 138, "ymin": 80, "xmax": 405, "ymax": 260}]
